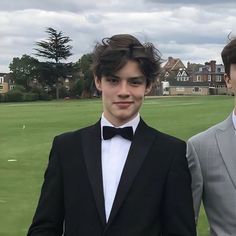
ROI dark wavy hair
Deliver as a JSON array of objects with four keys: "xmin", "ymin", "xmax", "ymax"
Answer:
[
  {"xmin": 221, "ymin": 36, "xmax": 236, "ymax": 76},
  {"xmin": 91, "ymin": 34, "xmax": 162, "ymax": 86}
]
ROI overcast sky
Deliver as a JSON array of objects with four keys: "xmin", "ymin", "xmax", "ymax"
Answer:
[{"xmin": 0, "ymin": 0, "xmax": 236, "ymax": 72}]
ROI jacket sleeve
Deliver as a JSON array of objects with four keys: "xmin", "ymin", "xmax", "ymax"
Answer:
[
  {"xmin": 186, "ymin": 139, "xmax": 203, "ymax": 225},
  {"xmin": 162, "ymin": 141, "xmax": 197, "ymax": 236},
  {"xmin": 27, "ymin": 136, "xmax": 64, "ymax": 236}
]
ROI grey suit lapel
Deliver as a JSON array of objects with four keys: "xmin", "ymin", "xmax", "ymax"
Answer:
[
  {"xmin": 81, "ymin": 121, "xmax": 106, "ymax": 226},
  {"xmin": 216, "ymin": 114, "xmax": 236, "ymax": 189},
  {"xmin": 106, "ymin": 119, "xmax": 156, "ymax": 227}
]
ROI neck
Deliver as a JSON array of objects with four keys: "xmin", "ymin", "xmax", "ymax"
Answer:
[{"xmin": 102, "ymin": 113, "xmax": 139, "ymax": 127}]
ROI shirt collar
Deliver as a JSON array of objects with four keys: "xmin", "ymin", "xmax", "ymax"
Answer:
[
  {"xmin": 101, "ymin": 113, "xmax": 140, "ymax": 139},
  {"xmin": 232, "ymin": 109, "xmax": 236, "ymax": 130}
]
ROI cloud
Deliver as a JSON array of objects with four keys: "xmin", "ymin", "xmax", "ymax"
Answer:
[
  {"xmin": 146, "ymin": 0, "xmax": 236, "ymax": 4},
  {"xmin": 0, "ymin": 0, "xmax": 109, "ymax": 12},
  {"xmin": 0, "ymin": 0, "xmax": 236, "ymax": 72}
]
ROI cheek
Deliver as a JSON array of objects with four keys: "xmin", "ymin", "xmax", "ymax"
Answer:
[
  {"xmin": 229, "ymin": 75, "xmax": 236, "ymax": 86},
  {"xmin": 131, "ymin": 87, "xmax": 146, "ymax": 99},
  {"xmin": 133, "ymin": 94, "xmax": 145, "ymax": 104},
  {"xmin": 133, "ymin": 89, "xmax": 146, "ymax": 100},
  {"xmin": 230, "ymin": 69, "xmax": 236, "ymax": 80},
  {"xmin": 102, "ymin": 90, "xmax": 113, "ymax": 101}
]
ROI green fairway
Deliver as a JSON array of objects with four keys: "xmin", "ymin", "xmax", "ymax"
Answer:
[{"xmin": 0, "ymin": 95, "xmax": 234, "ymax": 236}]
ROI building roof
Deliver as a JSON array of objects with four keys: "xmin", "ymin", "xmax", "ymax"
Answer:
[
  {"xmin": 193, "ymin": 71, "xmax": 225, "ymax": 75},
  {"xmin": 163, "ymin": 57, "xmax": 186, "ymax": 71},
  {"xmin": 169, "ymin": 81, "xmax": 209, "ymax": 87},
  {"xmin": 0, "ymin": 73, "xmax": 8, "ymax": 77}
]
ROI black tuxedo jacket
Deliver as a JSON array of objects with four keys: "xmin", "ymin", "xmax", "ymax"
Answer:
[{"xmin": 28, "ymin": 119, "xmax": 196, "ymax": 236}]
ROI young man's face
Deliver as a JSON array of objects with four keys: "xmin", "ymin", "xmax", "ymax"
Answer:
[
  {"xmin": 95, "ymin": 60, "xmax": 151, "ymax": 126},
  {"xmin": 224, "ymin": 64, "xmax": 236, "ymax": 95}
]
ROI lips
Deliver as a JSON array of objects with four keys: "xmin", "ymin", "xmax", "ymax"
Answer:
[{"xmin": 114, "ymin": 101, "xmax": 133, "ymax": 108}]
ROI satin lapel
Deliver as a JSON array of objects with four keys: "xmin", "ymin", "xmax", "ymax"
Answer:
[
  {"xmin": 81, "ymin": 121, "xmax": 106, "ymax": 226},
  {"xmin": 216, "ymin": 118, "xmax": 236, "ymax": 189},
  {"xmin": 106, "ymin": 119, "xmax": 156, "ymax": 227}
]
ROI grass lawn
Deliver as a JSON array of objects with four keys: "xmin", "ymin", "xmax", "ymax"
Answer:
[{"xmin": 0, "ymin": 95, "xmax": 234, "ymax": 236}]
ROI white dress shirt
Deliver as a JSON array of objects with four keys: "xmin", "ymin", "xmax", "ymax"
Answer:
[
  {"xmin": 232, "ymin": 109, "xmax": 236, "ymax": 130},
  {"xmin": 100, "ymin": 114, "xmax": 140, "ymax": 222}
]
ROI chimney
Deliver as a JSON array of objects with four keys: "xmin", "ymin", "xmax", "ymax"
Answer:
[
  {"xmin": 187, "ymin": 61, "xmax": 191, "ymax": 70},
  {"xmin": 210, "ymin": 60, "xmax": 216, "ymax": 73}
]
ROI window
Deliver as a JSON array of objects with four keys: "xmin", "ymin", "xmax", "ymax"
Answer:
[
  {"xmin": 208, "ymin": 75, "xmax": 211, "ymax": 82},
  {"xmin": 196, "ymin": 75, "xmax": 201, "ymax": 82},
  {"xmin": 215, "ymin": 75, "xmax": 222, "ymax": 82},
  {"xmin": 0, "ymin": 76, "xmax": 3, "ymax": 83},
  {"xmin": 0, "ymin": 85, "xmax": 3, "ymax": 90},
  {"xmin": 192, "ymin": 87, "xmax": 202, "ymax": 92},
  {"xmin": 177, "ymin": 71, "xmax": 182, "ymax": 77},
  {"xmin": 178, "ymin": 77, "xmax": 183, "ymax": 81},
  {"xmin": 217, "ymin": 67, "xmax": 224, "ymax": 73}
]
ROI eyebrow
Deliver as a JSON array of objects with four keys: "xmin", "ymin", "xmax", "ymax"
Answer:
[{"xmin": 109, "ymin": 74, "xmax": 146, "ymax": 80}]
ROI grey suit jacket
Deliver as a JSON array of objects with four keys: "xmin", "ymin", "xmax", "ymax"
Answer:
[{"xmin": 187, "ymin": 113, "xmax": 236, "ymax": 236}]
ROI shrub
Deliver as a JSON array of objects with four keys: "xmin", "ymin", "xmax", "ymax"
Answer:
[
  {"xmin": 31, "ymin": 87, "xmax": 52, "ymax": 101},
  {"xmin": 59, "ymin": 86, "xmax": 69, "ymax": 99},
  {"xmin": 39, "ymin": 92, "xmax": 52, "ymax": 101},
  {"xmin": 23, "ymin": 93, "xmax": 39, "ymax": 101},
  {"xmin": 12, "ymin": 85, "xmax": 26, "ymax": 92},
  {"xmin": 6, "ymin": 90, "xmax": 24, "ymax": 102},
  {"xmin": 70, "ymin": 79, "xmax": 84, "ymax": 97},
  {"xmin": 0, "ymin": 93, "xmax": 6, "ymax": 102},
  {"xmin": 30, "ymin": 87, "xmax": 42, "ymax": 94}
]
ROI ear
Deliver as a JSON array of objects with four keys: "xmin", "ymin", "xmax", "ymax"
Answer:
[
  {"xmin": 94, "ymin": 76, "xmax": 102, "ymax": 91},
  {"xmin": 145, "ymin": 83, "xmax": 152, "ymax": 95},
  {"xmin": 224, "ymin": 74, "xmax": 232, "ymax": 88}
]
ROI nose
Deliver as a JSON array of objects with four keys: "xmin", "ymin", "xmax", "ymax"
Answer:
[{"xmin": 118, "ymin": 81, "xmax": 130, "ymax": 97}]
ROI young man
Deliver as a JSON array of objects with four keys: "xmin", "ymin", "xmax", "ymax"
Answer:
[
  {"xmin": 28, "ymin": 34, "xmax": 196, "ymax": 235},
  {"xmin": 187, "ymin": 38, "xmax": 236, "ymax": 235}
]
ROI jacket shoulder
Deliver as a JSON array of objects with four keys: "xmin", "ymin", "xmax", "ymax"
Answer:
[
  {"xmin": 188, "ymin": 116, "xmax": 230, "ymax": 145},
  {"xmin": 53, "ymin": 122, "xmax": 99, "ymax": 145},
  {"xmin": 145, "ymin": 122, "xmax": 185, "ymax": 147}
]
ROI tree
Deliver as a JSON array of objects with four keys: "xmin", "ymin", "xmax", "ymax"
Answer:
[
  {"xmin": 34, "ymin": 27, "xmax": 73, "ymax": 99},
  {"xmin": 75, "ymin": 53, "xmax": 95, "ymax": 97},
  {"xmin": 77, "ymin": 53, "xmax": 93, "ymax": 74},
  {"xmin": 9, "ymin": 54, "xmax": 40, "ymax": 90},
  {"xmin": 70, "ymin": 79, "xmax": 84, "ymax": 97}
]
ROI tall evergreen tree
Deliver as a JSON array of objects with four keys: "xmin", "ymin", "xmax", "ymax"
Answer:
[{"xmin": 34, "ymin": 27, "xmax": 72, "ymax": 99}]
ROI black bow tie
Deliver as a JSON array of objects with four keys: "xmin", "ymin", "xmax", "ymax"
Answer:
[{"xmin": 103, "ymin": 126, "xmax": 134, "ymax": 141}]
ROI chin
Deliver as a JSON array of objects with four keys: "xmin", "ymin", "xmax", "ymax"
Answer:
[{"xmin": 117, "ymin": 114, "xmax": 134, "ymax": 122}]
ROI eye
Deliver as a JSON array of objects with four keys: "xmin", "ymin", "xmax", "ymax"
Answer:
[
  {"xmin": 128, "ymin": 78, "xmax": 146, "ymax": 86},
  {"xmin": 106, "ymin": 76, "xmax": 120, "ymax": 85}
]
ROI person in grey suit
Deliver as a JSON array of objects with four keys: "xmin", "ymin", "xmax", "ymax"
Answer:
[{"xmin": 187, "ymin": 37, "xmax": 236, "ymax": 235}]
